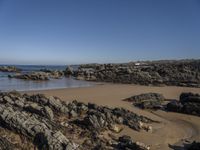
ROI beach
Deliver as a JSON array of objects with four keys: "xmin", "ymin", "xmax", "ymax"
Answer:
[{"xmin": 26, "ymin": 83, "xmax": 200, "ymax": 150}]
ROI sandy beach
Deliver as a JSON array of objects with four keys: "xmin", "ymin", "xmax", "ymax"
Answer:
[{"xmin": 26, "ymin": 83, "xmax": 200, "ymax": 150}]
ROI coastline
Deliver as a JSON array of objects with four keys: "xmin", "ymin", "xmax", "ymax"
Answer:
[{"xmin": 24, "ymin": 83, "xmax": 200, "ymax": 149}]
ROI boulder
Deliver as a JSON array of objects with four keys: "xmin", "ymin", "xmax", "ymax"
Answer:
[{"xmin": 124, "ymin": 93, "xmax": 165, "ymax": 109}]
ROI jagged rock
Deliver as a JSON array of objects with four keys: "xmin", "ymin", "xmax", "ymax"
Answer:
[
  {"xmin": 73, "ymin": 60, "xmax": 200, "ymax": 87},
  {"xmin": 124, "ymin": 93, "xmax": 165, "ymax": 109},
  {"xmin": 0, "ymin": 91, "xmax": 154, "ymax": 150},
  {"xmin": 44, "ymin": 106, "xmax": 54, "ymax": 121},
  {"xmin": 0, "ymin": 104, "xmax": 78, "ymax": 150},
  {"xmin": 9, "ymin": 72, "xmax": 49, "ymax": 81},
  {"xmin": 40, "ymin": 69, "xmax": 64, "ymax": 79}
]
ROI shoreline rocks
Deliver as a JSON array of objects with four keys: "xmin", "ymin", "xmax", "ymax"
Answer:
[
  {"xmin": 166, "ymin": 92, "xmax": 200, "ymax": 116},
  {"xmin": 0, "ymin": 66, "xmax": 21, "ymax": 72},
  {"xmin": 124, "ymin": 93, "xmax": 165, "ymax": 109},
  {"xmin": 8, "ymin": 72, "xmax": 49, "ymax": 81},
  {"xmin": 72, "ymin": 60, "xmax": 200, "ymax": 87},
  {"xmin": 0, "ymin": 91, "xmax": 154, "ymax": 150}
]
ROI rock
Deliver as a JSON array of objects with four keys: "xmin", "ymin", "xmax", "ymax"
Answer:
[
  {"xmin": 0, "ymin": 104, "xmax": 78, "ymax": 150},
  {"xmin": 124, "ymin": 93, "xmax": 165, "ymax": 109},
  {"xmin": 69, "ymin": 110, "xmax": 78, "ymax": 118},
  {"xmin": 65, "ymin": 66, "xmax": 74, "ymax": 76},
  {"xmin": 166, "ymin": 100, "xmax": 183, "ymax": 112},
  {"xmin": 108, "ymin": 124, "xmax": 123, "ymax": 133},
  {"xmin": 0, "ymin": 91, "xmax": 155, "ymax": 150},
  {"xmin": 10, "ymin": 72, "xmax": 49, "ymax": 81},
  {"xmin": 136, "ymin": 141, "xmax": 151, "ymax": 150},
  {"xmin": 73, "ymin": 60, "xmax": 200, "ymax": 87},
  {"xmin": 44, "ymin": 106, "xmax": 54, "ymax": 121},
  {"xmin": 187, "ymin": 141, "xmax": 200, "ymax": 150},
  {"xmin": 117, "ymin": 136, "xmax": 150, "ymax": 150},
  {"xmin": 167, "ymin": 93, "xmax": 200, "ymax": 116},
  {"xmin": 180, "ymin": 93, "xmax": 200, "ymax": 104},
  {"xmin": 0, "ymin": 66, "xmax": 21, "ymax": 72},
  {"xmin": 0, "ymin": 136, "xmax": 14, "ymax": 150}
]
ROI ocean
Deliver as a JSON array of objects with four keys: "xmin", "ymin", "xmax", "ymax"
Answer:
[{"xmin": 0, "ymin": 65, "xmax": 94, "ymax": 91}]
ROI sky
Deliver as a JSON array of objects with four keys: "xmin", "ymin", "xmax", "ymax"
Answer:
[{"xmin": 0, "ymin": 0, "xmax": 199, "ymax": 65}]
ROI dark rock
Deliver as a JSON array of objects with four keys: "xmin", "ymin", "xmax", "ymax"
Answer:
[
  {"xmin": 180, "ymin": 93, "xmax": 200, "ymax": 104},
  {"xmin": 117, "ymin": 136, "xmax": 150, "ymax": 150},
  {"xmin": 187, "ymin": 141, "xmax": 200, "ymax": 150},
  {"xmin": 124, "ymin": 93, "xmax": 165, "ymax": 110},
  {"xmin": 166, "ymin": 92, "xmax": 200, "ymax": 116},
  {"xmin": 0, "ymin": 91, "xmax": 154, "ymax": 150},
  {"xmin": 166, "ymin": 100, "xmax": 183, "ymax": 112},
  {"xmin": 9, "ymin": 72, "xmax": 49, "ymax": 81},
  {"xmin": 73, "ymin": 60, "xmax": 200, "ymax": 87}
]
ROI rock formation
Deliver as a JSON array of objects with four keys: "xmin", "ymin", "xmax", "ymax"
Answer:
[
  {"xmin": 0, "ymin": 91, "xmax": 153, "ymax": 150},
  {"xmin": 167, "ymin": 92, "xmax": 200, "ymax": 116},
  {"xmin": 124, "ymin": 93, "xmax": 165, "ymax": 109},
  {"xmin": 0, "ymin": 66, "xmax": 21, "ymax": 72},
  {"xmin": 73, "ymin": 60, "xmax": 200, "ymax": 87}
]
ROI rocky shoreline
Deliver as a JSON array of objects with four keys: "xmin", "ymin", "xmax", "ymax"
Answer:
[
  {"xmin": 2, "ymin": 60, "xmax": 200, "ymax": 87},
  {"xmin": 71, "ymin": 60, "xmax": 200, "ymax": 88},
  {"xmin": 124, "ymin": 92, "xmax": 200, "ymax": 118},
  {"xmin": 0, "ymin": 66, "xmax": 21, "ymax": 72},
  {"xmin": 0, "ymin": 91, "xmax": 155, "ymax": 150}
]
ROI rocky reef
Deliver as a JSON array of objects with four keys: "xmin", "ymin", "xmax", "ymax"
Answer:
[
  {"xmin": 8, "ymin": 72, "xmax": 49, "ymax": 81},
  {"xmin": 0, "ymin": 91, "xmax": 154, "ymax": 150},
  {"xmin": 0, "ymin": 66, "xmax": 21, "ymax": 72},
  {"xmin": 8, "ymin": 70, "xmax": 64, "ymax": 81},
  {"xmin": 72, "ymin": 60, "xmax": 200, "ymax": 87}
]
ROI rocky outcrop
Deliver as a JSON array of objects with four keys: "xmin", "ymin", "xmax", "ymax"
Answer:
[
  {"xmin": 64, "ymin": 66, "xmax": 74, "ymax": 76},
  {"xmin": 73, "ymin": 60, "xmax": 200, "ymax": 87},
  {"xmin": 124, "ymin": 93, "xmax": 165, "ymax": 109},
  {"xmin": 40, "ymin": 69, "xmax": 64, "ymax": 79},
  {"xmin": 166, "ymin": 92, "xmax": 200, "ymax": 116},
  {"xmin": 8, "ymin": 70, "xmax": 65, "ymax": 80},
  {"xmin": 8, "ymin": 72, "xmax": 49, "ymax": 81},
  {"xmin": 0, "ymin": 66, "xmax": 21, "ymax": 72},
  {"xmin": 0, "ymin": 91, "xmax": 155, "ymax": 150}
]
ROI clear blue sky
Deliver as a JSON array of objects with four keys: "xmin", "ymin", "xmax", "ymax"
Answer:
[{"xmin": 0, "ymin": 0, "xmax": 199, "ymax": 65}]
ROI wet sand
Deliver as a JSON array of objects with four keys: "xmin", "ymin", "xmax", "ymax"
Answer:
[{"xmin": 26, "ymin": 84, "xmax": 200, "ymax": 150}]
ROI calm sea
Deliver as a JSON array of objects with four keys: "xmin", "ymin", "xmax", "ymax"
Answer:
[{"xmin": 0, "ymin": 65, "xmax": 94, "ymax": 91}]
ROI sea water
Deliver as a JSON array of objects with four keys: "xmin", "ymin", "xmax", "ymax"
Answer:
[{"xmin": 0, "ymin": 65, "xmax": 94, "ymax": 91}]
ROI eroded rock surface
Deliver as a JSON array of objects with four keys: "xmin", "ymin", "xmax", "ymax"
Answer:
[
  {"xmin": 124, "ymin": 93, "xmax": 165, "ymax": 109},
  {"xmin": 0, "ymin": 91, "xmax": 154, "ymax": 150},
  {"xmin": 73, "ymin": 60, "xmax": 200, "ymax": 87}
]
